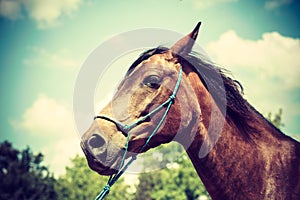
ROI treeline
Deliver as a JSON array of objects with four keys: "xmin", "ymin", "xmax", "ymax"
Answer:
[
  {"xmin": 0, "ymin": 109, "xmax": 284, "ymax": 200},
  {"xmin": 0, "ymin": 141, "xmax": 210, "ymax": 200}
]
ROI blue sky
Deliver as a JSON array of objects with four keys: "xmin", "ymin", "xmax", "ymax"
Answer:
[{"xmin": 0, "ymin": 0, "xmax": 299, "ymax": 175}]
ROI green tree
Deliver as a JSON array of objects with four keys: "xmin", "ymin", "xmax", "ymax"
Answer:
[
  {"xmin": 55, "ymin": 155, "xmax": 132, "ymax": 200},
  {"xmin": 267, "ymin": 108, "xmax": 285, "ymax": 129},
  {"xmin": 135, "ymin": 143, "xmax": 210, "ymax": 200},
  {"xmin": 0, "ymin": 141, "xmax": 57, "ymax": 200}
]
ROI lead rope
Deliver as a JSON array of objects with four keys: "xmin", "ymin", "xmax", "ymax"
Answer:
[{"xmin": 94, "ymin": 67, "xmax": 182, "ymax": 200}]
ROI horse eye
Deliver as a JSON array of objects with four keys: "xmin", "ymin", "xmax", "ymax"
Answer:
[{"xmin": 143, "ymin": 75, "xmax": 161, "ymax": 89}]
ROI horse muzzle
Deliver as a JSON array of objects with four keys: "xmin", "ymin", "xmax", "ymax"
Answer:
[{"xmin": 81, "ymin": 132, "xmax": 122, "ymax": 175}]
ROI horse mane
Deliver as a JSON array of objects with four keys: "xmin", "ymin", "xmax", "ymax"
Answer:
[{"xmin": 127, "ymin": 47, "xmax": 280, "ymax": 140}]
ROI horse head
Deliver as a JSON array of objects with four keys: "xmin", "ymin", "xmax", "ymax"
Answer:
[{"xmin": 81, "ymin": 23, "xmax": 205, "ymax": 175}]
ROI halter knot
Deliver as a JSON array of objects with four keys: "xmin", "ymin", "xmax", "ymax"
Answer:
[
  {"xmin": 103, "ymin": 185, "xmax": 110, "ymax": 192},
  {"xmin": 169, "ymin": 94, "xmax": 176, "ymax": 104},
  {"xmin": 132, "ymin": 155, "xmax": 137, "ymax": 160}
]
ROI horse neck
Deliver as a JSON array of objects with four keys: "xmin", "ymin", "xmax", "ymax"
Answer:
[{"xmin": 183, "ymin": 69, "xmax": 300, "ymax": 199}]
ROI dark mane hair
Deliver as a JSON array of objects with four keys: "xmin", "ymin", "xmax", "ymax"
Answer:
[
  {"xmin": 127, "ymin": 47, "xmax": 279, "ymax": 139},
  {"xmin": 126, "ymin": 47, "xmax": 169, "ymax": 76}
]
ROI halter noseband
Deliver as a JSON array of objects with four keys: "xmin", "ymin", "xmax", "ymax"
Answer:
[{"xmin": 93, "ymin": 67, "xmax": 183, "ymax": 200}]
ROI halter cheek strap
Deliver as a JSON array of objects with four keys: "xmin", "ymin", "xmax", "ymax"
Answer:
[{"xmin": 93, "ymin": 67, "xmax": 183, "ymax": 200}]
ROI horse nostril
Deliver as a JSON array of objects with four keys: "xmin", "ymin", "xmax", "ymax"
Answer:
[{"xmin": 88, "ymin": 134, "xmax": 106, "ymax": 149}]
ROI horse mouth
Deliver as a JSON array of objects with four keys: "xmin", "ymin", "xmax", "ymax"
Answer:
[
  {"xmin": 80, "ymin": 122, "xmax": 155, "ymax": 175},
  {"xmin": 80, "ymin": 142, "xmax": 120, "ymax": 176}
]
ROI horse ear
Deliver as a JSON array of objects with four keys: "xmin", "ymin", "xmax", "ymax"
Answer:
[{"xmin": 170, "ymin": 22, "xmax": 201, "ymax": 56}]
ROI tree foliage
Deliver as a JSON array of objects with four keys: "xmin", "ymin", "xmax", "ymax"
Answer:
[
  {"xmin": 0, "ymin": 141, "xmax": 57, "ymax": 200},
  {"xmin": 55, "ymin": 155, "xmax": 131, "ymax": 200},
  {"xmin": 267, "ymin": 108, "xmax": 285, "ymax": 129},
  {"xmin": 135, "ymin": 143, "xmax": 210, "ymax": 200}
]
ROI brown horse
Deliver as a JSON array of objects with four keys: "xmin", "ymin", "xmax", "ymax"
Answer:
[{"xmin": 81, "ymin": 23, "xmax": 300, "ymax": 199}]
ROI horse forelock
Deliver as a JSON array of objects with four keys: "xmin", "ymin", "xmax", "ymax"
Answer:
[{"xmin": 126, "ymin": 47, "xmax": 169, "ymax": 76}]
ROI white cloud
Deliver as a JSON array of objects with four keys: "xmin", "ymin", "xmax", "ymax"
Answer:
[
  {"xmin": 11, "ymin": 94, "xmax": 82, "ymax": 175},
  {"xmin": 42, "ymin": 135, "xmax": 83, "ymax": 176},
  {"xmin": 206, "ymin": 30, "xmax": 300, "ymax": 89},
  {"xmin": 13, "ymin": 94, "xmax": 74, "ymax": 135},
  {"xmin": 0, "ymin": 0, "xmax": 81, "ymax": 28},
  {"xmin": 265, "ymin": 0, "xmax": 292, "ymax": 10},
  {"xmin": 193, "ymin": 0, "xmax": 238, "ymax": 10},
  {"xmin": 24, "ymin": 0, "xmax": 81, "ymax": 28},
  {"xmin": 23, "ymin": 46, "xmax": 80, "ymax": 69},
  {"xmin": 205, "ymin": 30, "xmax": 300, "ymax": 137}
]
